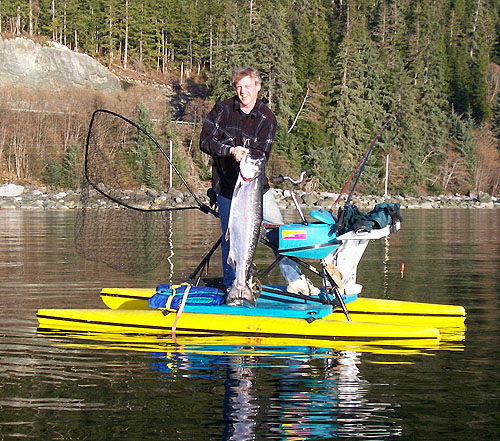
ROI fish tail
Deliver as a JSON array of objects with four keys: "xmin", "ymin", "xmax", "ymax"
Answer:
[{"xmin": 226, "ymin": 284, "xmax": 256, "ymax": 307}]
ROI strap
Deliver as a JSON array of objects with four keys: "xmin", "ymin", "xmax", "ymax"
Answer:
[{"xmin": 171, "ymin": 285, "xmax": 191, "ymax": 339}]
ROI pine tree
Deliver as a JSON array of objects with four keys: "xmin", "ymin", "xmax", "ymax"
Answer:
[
  {"xmin": 323, "ymin": 3, "xmax": 387, "ymax": 192},
  {"xmin": 184, "ymin": 0, "xmax": 224, "ymax": 74},
  {"xmin": 290, "ymin": 0, "xmax": 330, "ymax": 88},
  {"xmin": 470, "ymin": 45, "xmax": 492, "ymax": 121},
  {"xmin": 252, "ymin": 2, "xmax": 300, "ymax": 131},
  {"xmin": 492, "ymin": 98, "xmax": 500, "ymax": 150},
  {"xmin": 450, "ymin": 110, "xmax": 476, "ymax": 179},
  {"xmin": 446, "ymin": 0, "xmax": 472, "ymax": 114},
  {"xmin": 285, "ymin": 0, "xmax": 332, "ymax": 175},
  {"xmin": 447, "ymin": 0, "xmax": 495, "ymax": 121},
  {"xmin": 208, "ymin": 0, "xmax": 254, "ymax": 101},
  {"xmin": 123, "ymin": 104, "xmax": 160, "ymax": 189},
  {"xmin": 75, "ymin": 0, "xmax": 106, "ymax": 56},
  {"xmin": 383, "ymin": 57, "xmax": 425, "ymax": 193},
  {"xmin": 402, "ymin": 0, "xmax": 451, "ymax": 191},
  {"xmin": 61, "ymin": 142, "xmax": 83, "ymax": 189}
]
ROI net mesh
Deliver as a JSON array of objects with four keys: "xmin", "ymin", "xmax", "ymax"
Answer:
[
  {"xmin": 75, "ymin": 201, "xmax": 174, "ymax": 274},
  {"xmin": 75, "ymin": 109, "xmax": 210, "ymax": 275}
]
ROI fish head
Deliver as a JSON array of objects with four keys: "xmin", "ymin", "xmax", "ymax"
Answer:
[{"xmin": 239, "ymin": 150, "xmax": 266, "ymax": 180}]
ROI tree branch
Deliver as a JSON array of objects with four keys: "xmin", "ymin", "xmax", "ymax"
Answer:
[{"xmin": 288, "ymin": 87, "xmax": 309, "ymax": 134}]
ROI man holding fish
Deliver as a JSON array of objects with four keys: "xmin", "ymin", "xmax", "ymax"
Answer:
[{"xmin": 200, "ymin": 67, "xmax": 320, "ymax": 306}]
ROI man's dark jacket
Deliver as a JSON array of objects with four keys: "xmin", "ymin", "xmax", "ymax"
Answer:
[{"xmin": 199, "ymin": 96, "xmax": 276, "ymax": 199}]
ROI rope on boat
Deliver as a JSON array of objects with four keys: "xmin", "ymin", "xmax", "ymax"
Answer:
[{"xmin": 171, "ymin": 284, "xmax": 192, "ymax": 339}]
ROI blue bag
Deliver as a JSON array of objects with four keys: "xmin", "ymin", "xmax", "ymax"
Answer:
[{"xmin": 149, "ymin": 284, "xmax": 225, "ymax": 310}]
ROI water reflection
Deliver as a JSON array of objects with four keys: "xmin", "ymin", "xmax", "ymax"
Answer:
[
  {"xmin": 35, "ymin": 331, "xmax": 413, "ymax": 439},
  {"xmin": 0, "ymin": 209, "xmax": 498, "ymax": 441},
  {"xmin": 0, "ymin": 210, "xmax": 24, "ymax": 269},
  {"xmin": 276, "ymin": 353, "xmax": 403, "ymax": 439},
  {"xmin": 222, "ymin": 357, "xmax": 258, "ymax": 440},
  {"xmin": 150, "ymin": 343, "xmax": 403, "ymax": 440},
  {"xmin": 166, "ymin": 211, "xmax": 174, "ymax": 284}
]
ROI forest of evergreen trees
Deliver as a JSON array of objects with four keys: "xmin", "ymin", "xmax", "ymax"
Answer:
[{"xmin": 1, "ymin": 0, "xmax": 500, "ymax": 196}]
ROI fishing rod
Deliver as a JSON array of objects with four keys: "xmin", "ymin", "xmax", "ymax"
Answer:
[{"xmin": 329, "ymin": 113, "xmax": 398, "ymax": 210}]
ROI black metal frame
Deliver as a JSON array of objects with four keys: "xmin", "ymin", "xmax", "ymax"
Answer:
[{"xmin": 186, "ymin": 231, "xmax": 352, "ymax": 320}]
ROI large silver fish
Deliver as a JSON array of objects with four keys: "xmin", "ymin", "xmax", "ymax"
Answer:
[{"xmin": 226, "ymin": 150, "xmax": 266, "ymax": 306}]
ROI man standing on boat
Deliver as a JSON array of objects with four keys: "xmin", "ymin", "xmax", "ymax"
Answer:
[{"xmin": 200, "ymin": 66, "xmax": 320, "ymax": 296}]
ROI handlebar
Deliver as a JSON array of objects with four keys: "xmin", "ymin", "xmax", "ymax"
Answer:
[{"xmin": 271, "ymin": 169, "xmax": 310, "ymax": 186}]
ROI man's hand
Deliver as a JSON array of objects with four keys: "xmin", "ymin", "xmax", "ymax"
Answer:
[{"xmin": 230, "ymin": 146, "xmax": 249, "ymax": 162}]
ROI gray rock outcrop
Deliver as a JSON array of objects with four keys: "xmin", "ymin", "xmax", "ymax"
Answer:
[{"xmin": 0, "ymin": 36, "xmax": 121, "ymax": 91}]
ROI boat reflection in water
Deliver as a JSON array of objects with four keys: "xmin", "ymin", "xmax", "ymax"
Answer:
[
  {"xmin": 274, "ymin": 352, "xmax": 401, "ymax": 439},
  {"xmin": 37, "ymin": 330, "xmax": 464, "ymax": 440}
]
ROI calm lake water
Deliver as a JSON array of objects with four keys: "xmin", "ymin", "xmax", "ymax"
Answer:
[{"xmin": 0, "ymin": 208, "xmax": 499, "ymax": 440}]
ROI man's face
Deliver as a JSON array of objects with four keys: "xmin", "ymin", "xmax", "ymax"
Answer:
[{"xmin": 235, "ymin": 75, "xmax": 261, "ymax": 111}]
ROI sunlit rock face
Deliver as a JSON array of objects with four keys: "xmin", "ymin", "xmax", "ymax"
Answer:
[{"xmin": 0, "ymin": 36, "xmax": 121, "ymax": 92}]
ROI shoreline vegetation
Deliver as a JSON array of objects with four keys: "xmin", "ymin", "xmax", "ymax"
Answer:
[
  {"xmin": 4, "ymin": 71, "xmax": 499, "ymax": 201},
  {"xmin": 0, "ymin": 184, "xmax": 497, "ymax": 211}
]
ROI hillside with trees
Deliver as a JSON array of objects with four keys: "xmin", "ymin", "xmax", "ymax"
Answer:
[{"xmin": 1, "ymin": 0, "xmax": 499, "ymax": 196}]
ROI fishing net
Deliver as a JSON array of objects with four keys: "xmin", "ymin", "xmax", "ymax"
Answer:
[
  {"xmin": 75, "ymin": 202, "xmax": 174, "ymax": 274},
  {"xmin": 75, "ymin": 109, "xmax": 216, "ymax": 275}
]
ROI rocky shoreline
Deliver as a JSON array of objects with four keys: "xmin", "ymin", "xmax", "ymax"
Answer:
[{"xmin": 0, "ymin": 183, "xmax": 498, "ymax": 211}]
